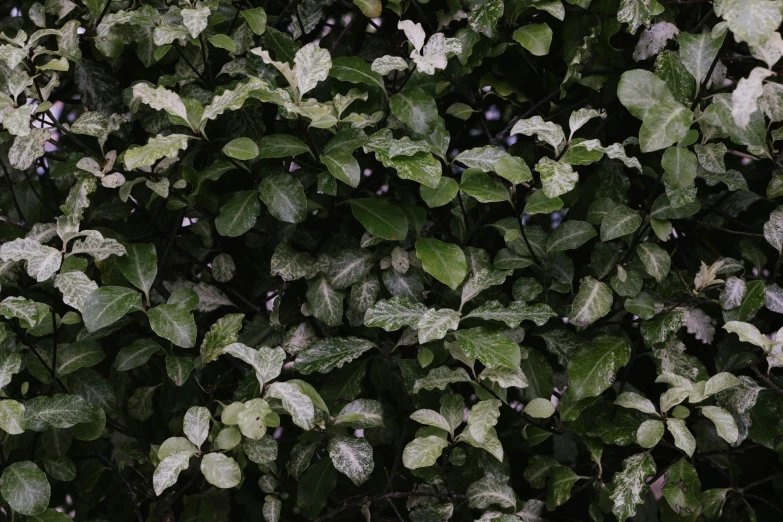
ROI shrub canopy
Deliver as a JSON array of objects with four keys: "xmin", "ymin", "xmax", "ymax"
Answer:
[{"xmin": 2, "ymin": 0, "xmax": 783, "ymax": 520}]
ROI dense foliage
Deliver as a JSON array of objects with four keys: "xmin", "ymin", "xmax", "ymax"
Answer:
[{"xmin": 3, "ymin": 0, "xmax": 783, "ymax": 520}]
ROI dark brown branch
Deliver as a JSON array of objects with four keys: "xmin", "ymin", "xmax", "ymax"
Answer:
[
  {"xmin": 1, "ymin": 161, "xmax": 26, "ymax": 223},
  {"xmin": 496, "ymin": 88, "xmax": 561, "ymax": 142},
  {"xmin": 314, "ymin": 491, "xmax": 465, "ymax": 522}
]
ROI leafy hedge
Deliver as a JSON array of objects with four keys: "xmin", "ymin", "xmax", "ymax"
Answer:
[{"xmin": 2, "ymin": 0, "xmax": 783, "ymax": 520}]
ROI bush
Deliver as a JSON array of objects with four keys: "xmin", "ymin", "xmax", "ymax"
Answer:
[{"xmin": 2, "ymin": 0, "xmax": 783, "ymax": 520}]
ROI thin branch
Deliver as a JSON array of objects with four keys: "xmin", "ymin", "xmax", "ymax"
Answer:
[
  {"xmin": 314, "ymin": 491, "xmax": 465, "ymax": 522},
  {"xmin": 695, "ymin": 222, "xmax": 764, "ymax": 237},
  {"xmin": 743, "ymin": 494, "xmax": 783, "ymax": 516},
  {"xmin": 1, "ymin": 161, "xmax": 26, "ymax": 223},
  {"xmin": 690, "ymin": 51, "xmax": 722, "ymax": 111},
  {"xmin": 750, "ymin": 364, "xmax": 783, "ymax": 396},
  {"xmin": 89, "ymin": 447, "xmax": 145, "ymax": 522},
  {"xmin": 93, "ymin": 0, "xmax": 114, "ymax": 31},
  {"xmin": 0, "ymin": 215, "xmax": 30, "ymax": 230},
  {"xmin": 737, "ymin": 471, "xmax": 783, "ymax": 493},
  {"xmin": 331, "ymin": 16, "xmax": 355, "ymax": 52},
  {"xmin": 173, "ymin": 44, "xmax": 210, "ymax": 85},
  {"xmin": 514, "ymin": 185, "xmax": 542, "ymax": 266},
  {"xmin": 496, "ymin": 88, "xmax": 561, "ymax": 141}
]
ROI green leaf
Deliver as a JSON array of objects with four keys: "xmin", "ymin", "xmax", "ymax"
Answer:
[
  {"xmin": 661, "ymin": 459, "xmax": 702, "ymax": 514},
  {"xmin": 454, "ymin": 327, "xmax": 521, "ymax": 369},
  {"xmin": 208, "ymin": 34, "xmax": 236, "ymax": 53},
  {"xmin": 295, "ymin": 337, "xmax": 374, "ymax": 375},
  {"xmin": 321, "ymin": 149, "xmax": 360, "ymax": 188},
  {"xmin": 415, "ymin": 238, "xmax": 467, "ymax": 290},
  {"xmin": 679, "ymin": 31, "xmax": 726, "ymax": 84},
  {"xmin": 0, "ymin": 461, "xmax": 50, "ymax": 516},
  {"xmin": 666, "ymin": 418, "xmax": 696, "ymax": 456},
  {"xmin": 636, "ymin": 243, "xmax": 671, "ymax": 282},
  {"xmin": 661, "ymin": 146, "xmax": 698, "ymax": 190},
  {"xmin": 258, "ymin": 172, "xmax": 307, "ymax": 223},
  {"xmin": 123, "ymin": 134, "xmax": 192, "ymax": 171},
  {"xmin": 525, "ymin": 191, "xmax": 564, "ymax": 215},
  {"xmin": 296, "ymin": 457, "xmax": 337, "ymax": 519},
  {"xmin": 511, "ymin": 116, "xmax": 566, "ymax": 154},
  {"xmin": 413, "ymin": 366, "xmax": 472, "ymax": 393},
  {"xmin": 618, "ymin": 0, "xmax": 652, "ymax": 34},
  {"xmin": 567, "ymin": 336, "xmax": 631, "ymax": 400},
  {"xmin": 364, "ymin": 297, "xmax": 427, "ymax": 331},
  {"xmin": 201, "ymin": 453, "xmax": 241, "ymax": 489},
  {"xmin": 547, "ymin": 221, "xmax": 596, "ymax": 252},
  {"xmin": 524, "ymin": 398, "xmax": 556, "ymax": 418},
  {"xmin": 568, "ymin": 277, "xmax": 613, "ymax": 327},
  {"xmin": 118, "ymin": 243, "xmax": 157, "ymax": 299},
  {"xmin": 215, "ymin": 190, "xmax": 262, "ymax": 237},
  {"xmin": 534, "ymin": 157, "xmax": 578, "ymax": 198},
  {"xmin": 420, "ymin": 178, "xmax": 459, "ymax": 208},
  {"xmin": 615, "ymin": 392, "xmax": 659, "ymax": 415},
  {"xmin": 222, "ymin": 137, "xmax": 259, "ymax": 160},
  {"xmin": 636, "ymin": 419, "xmax": 665, "ymax": 448},
  {"xmin": 200, "ymin": 313, "xmax": 245, "ymax": 364},
  {"xmin": 0, "ymin": 400, "xmax": 25, "ymax": 435},
  {"xmin": 306, "ymin": 274, "xmax": 344, "ymax": 326},
  {"xmin": 601, "ymin": 205, "xmax": 642, "ymax": 241},
  {"xmin": 182, "ymin": 406, "xmax": 210, "ymax": 449},
  {"xmin": 513, "ymin": 23, "xmax": 553, "ymax": 56},
  {"xmin": 24, "ymin": 394, "xmax": 92, "ymax": 431},
  {"xmin": 389, "ymin": 88, "xmax": 449, "ymax": 157},
  {"xmin": 460, "ymin": 171, "xmax": 510, "ymax": 203},
  {"xmin": 410, "ymin": 409, "xmax": 452, "ymax": 434},
  {"xmin": 0, "ymin": 238, "xmax": 62, "ymax": 282},
  {"xmin": 349, "ymin": 199, "xmax": 409, "ymax": 241},
  {"xmin": 402, "ymin": 435, "xmax": 449, "ymax": 469},
  {"xmin": 327, "ymin": 436, "xmax": 374, "ymax": 486},
  {"xmin": 764, "ymin": 206, "xmax": 783, "ymax": 253},
  {"xmin": 715, "ymin": 0, "xmax": 783, "ymax": 46},
  {"xmin": 148, "ymin": 304, "xmax": 197, "ymax": 348},
  {"xmin": 329, "ymin": 56, "xmax": 385, "ymax": 92},
  {"xmin": 700, "ymin": 405, "xmax": 739, "ymax": 443},
  {"xmin": 609, "ymin": 453, "xmax": 656, "ymax": 521},
  {"xmin": 153, "ymin": 451, "xmax": 193, "ymax": 496},
  {"xmin": 131, "ymin": 83, "xmax": 189, "ymax": 126},
  {"xmin": 82, "ymin": 286, "xmax": 139, "ymax": 332},
  {"xmin": 240, "ymin": 7, "xmax": 267, "ymax": 35},
  {"xmin": 617, "ymin": 70, "xmax": 693, "ymax": 152},
  {"xmin": 546, "ymin": 466, "xmax": 584, "ymax": 511},
  {"xmin": 417, "ymin": 308, "xmax": 461, "ymax": 344},
  {"xmin": 353, "ymin": 0, "xmax": 382, "ymax": 18},
  {"xmin": 467, "ymin": 476, "xmax": 516, "ymax": 509},
  {"xmin": 257, "ymin": 135, "xmax": 311, "ymax": 159}
]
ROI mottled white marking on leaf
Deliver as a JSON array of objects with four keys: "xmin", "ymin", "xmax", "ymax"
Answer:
[
  {"xmin": 633, "ymin": 22, "xmax": 679, "ymax": 61},
  {"xmin": 732, "ymin": 67, "xmax": 773, "ymax": 129}
]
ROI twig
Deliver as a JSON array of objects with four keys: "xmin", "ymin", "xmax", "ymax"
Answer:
[
  {"xmin": 690, "ymin": 50, "xmax": 722, "ymax": 111},
  {"xmin": 737, "ymin": 471, "xmax": 783, "ymax": 494},
  {"xmin": 0, "ymin": 215, "xmax": 30, "ymax": 230},
  {"xmin": 199, "ymin": 34, "xmax": 212, "ymax": 85},
  {"xmin": 331, "ymin": 17, "xmax": 355, "ymax": 52},
  {"xmin": 313, "ymin": 491, "xmax": 465, "ymax": 522},
  {"xmin": 173, "ymin": 45, "xmax": 210, "ymax": 85},
  {"xmin": 93, "ymin": 0, "xmax": 114, "ymax": 31},
  {"xmin": 274, "ymin": 0, "xmax": 301, "ymax": 29},
  {"xmin": 695, "ymin": 222, "xmax": 764, "ymax": 237},
  {"xmin": 90, "ymin": 447, "xmax": 145, "ymax": 522},
  {"xmin": 153, "ymin": 208, "xmax": 186, "ymax": 292},
  {"xmin": 750, "ymin": 364, "xmax": 783, "ymax": 396},
  {"xmin": 514, "ymin": 185, "xmax": 542, "ymax": 266},
  {"xmin": 1, "ymin": 161, "xmax": 26, "ymax": 223},
  {"xmin": 50, "ymin": 300, "xmax": 58, "ymax": 389},
  {"xmin": 496, "ymin": 88, "xmax": 561, "ymax": 141},
  {"xmin": 20, "ymin": 168, "xmax": 58, "ymax": 215}
]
